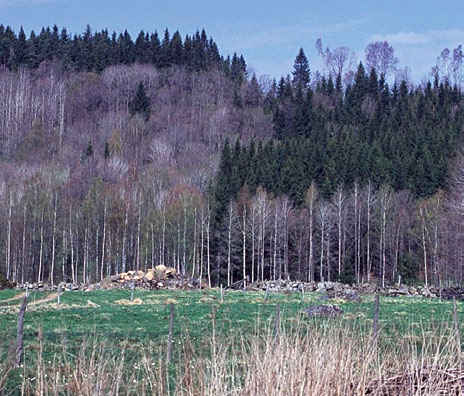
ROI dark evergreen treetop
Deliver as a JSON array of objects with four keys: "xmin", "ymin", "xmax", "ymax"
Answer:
[
  {"xmin": 0, "ymin": 24, "xmax": 238, "ymax": 76},
  {"xmin": 292, "ymin": 47, "xmax": 310, "ymax": 90}
]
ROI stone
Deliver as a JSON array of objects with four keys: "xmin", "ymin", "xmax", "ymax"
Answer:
[{"xmin": 304, "ymin": 304, "xmax": 344, "ymax": 317}]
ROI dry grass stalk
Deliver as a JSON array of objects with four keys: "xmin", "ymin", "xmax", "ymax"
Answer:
[{"xmin": 4, "ymin": 322, "xmax": 464, "ymax": 395}]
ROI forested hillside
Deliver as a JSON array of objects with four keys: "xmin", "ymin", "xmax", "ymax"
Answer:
[{"xmin": 0, "ymin": 25, "xmax": 463, "ymax": 288}]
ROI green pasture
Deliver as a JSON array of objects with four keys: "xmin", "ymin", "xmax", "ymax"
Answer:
[{"xmin": 0, "ymin": 288, "xmax": 462, "ymax": 364}]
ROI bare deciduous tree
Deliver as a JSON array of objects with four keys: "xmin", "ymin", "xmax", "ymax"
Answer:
[
  {"xmin": 315, "ymin": 38, "xmax": 356, "ymax": 86},
  {"xmin": 365, "ymin": 41, "xmax": 398, "ymax": 78}
]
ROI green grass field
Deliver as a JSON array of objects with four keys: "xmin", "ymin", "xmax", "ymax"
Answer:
[{"xmin": 0, "ymin": 288, "xmax": 462, "ymax": 395}]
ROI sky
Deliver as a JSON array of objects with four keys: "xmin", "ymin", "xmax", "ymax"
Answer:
[{"xmin": 1, "ymin": 0, "xmax": 463, "ymax": 84}]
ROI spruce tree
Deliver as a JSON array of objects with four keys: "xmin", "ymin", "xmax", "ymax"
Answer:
[
  {"xmin": 11, "ymin": 27, "xmax": 28, "ymax": 69},
  {"xmin": 292, "ymin": 47, "xmax": 310, "ymax": 90},
  {"xmin": 129, "ymin": 82, "xmax": 151, "ymax": 121},
  {"xmin": 170, "ymin": 30, "xmax": 184, "ymax": 65}
]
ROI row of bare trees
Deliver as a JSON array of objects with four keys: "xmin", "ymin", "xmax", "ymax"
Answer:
[{"xmin": 1, "ymin": 157, "xmax": 463, "ymax": 288}]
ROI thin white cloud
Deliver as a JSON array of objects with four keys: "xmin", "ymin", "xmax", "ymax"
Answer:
[
  {"xmin": 0, "ymin": 0, "xmax": 57, "ymax": 10},
  {"xmin": 371, "ymin": 32, "xmax": 429, "ymax": 45},
  {"xmin": 370, "ymin": 29, "xmax": 464, "ymax": 46},
  {"xmin": 214, "ymin": 17, "xmax": 375, "ymax": 78},
  {"xmin": 220, "ymin": 17, "xmax": 373, "ymax": 53},
  {"xmin": 221, "ymin": 25, "xmax": 295, "ymax": 51}
]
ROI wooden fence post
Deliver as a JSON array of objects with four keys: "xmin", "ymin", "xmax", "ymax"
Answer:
[
  {"xmin": 130, "ymin": 281, "xmax": 135, "ymax": 302},
  {"xmin": 372, "ymin": 294, "xmax": 380, "ymax": 342},
  {"xmin": 167, "ymin": 303, "xmax": 175, "ymax": 364},
  {"xmin": 275, "ymin": 304, "xmax": 281, "ymax": 344},
  {"xmin": 15, "ymin": 295, "xmax": 28, "ymax": 368},
  {"xmin": 453, "ymin": 297, "xmax": 461, "ymax": 355}
]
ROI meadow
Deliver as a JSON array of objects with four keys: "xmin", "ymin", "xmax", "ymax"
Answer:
[{"xmin": 0, "ymin": 288, "xmax": 463, "ymax": 395}]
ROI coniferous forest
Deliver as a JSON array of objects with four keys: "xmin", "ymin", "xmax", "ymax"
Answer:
[{"xmin": 0, "ymin": 24, "xmax": 463, "ymax": 287}]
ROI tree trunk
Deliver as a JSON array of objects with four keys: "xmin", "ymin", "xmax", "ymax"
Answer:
[
  {"xmin": 50, "ymin": 194, "xmax": 58, "ymax": 286},
  {"xmin": 6, "ymin": 191, "xmax": 12, "ymax": 281},
  {"xmin": 100, "ymin": 197, "xmax": 108, "ymax": 280}
]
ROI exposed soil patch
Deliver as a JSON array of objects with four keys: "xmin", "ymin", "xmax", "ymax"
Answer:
[{"xmin": 0, "ymin": 292, "xmax": 26, "ymax": 304}]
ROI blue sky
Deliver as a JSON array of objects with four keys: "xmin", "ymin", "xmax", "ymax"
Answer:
[{"xmin": 1, "ymin": 0, "xmax": 463, "ymax": 83}]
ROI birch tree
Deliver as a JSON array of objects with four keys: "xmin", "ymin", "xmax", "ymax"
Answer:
[
  {"xmin": 377, "ymin": 185, "xmax": 392, "ymax": 287},
  {"xmin": 252, "ymin": 187, "xmax": 271, "ymax": 282},
  {"xmin": 317, "ymin": 201, "xmax": 332, "ymax": 282},
  {"xmin": 331, "ymin": 184, "xmax": 347, "ymax": 278},
  {"xmin": 305, "ymin": 182, "xmax": 319, "ymax": 282}
]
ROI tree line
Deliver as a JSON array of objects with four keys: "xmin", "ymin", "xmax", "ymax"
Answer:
[
  {"xmin": 0, "ymin": 24, "xmax": 246, "ymax": 75},
  {"xmin": 3, "ymin": 163, "xmax": 464, "ymax": 288},
  {"xmin": 0, "ymin": 25, "xmax": 463, "ymax": 287}
]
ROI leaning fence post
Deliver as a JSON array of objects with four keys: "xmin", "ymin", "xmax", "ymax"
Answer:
[{"xmin": 15, "ymin": 295, "xmax": 28, "ymax": 368}]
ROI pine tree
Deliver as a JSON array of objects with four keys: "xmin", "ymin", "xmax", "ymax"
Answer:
[
  {"xmin": 121, "ymin": 30, "xmax": 135, "ymax": 64},
  {"xmin": 292, "ymin": 47, "xmax": 310, "ymax": 90},
  {"xmin": 230, "ymin": 53, "xmax": 246, "ymax": 83},
  {"xmin": 84, "ymin": 141, "xmax": 94, "ymax": 159},
  {"xmin": 159, "ymin": 29, "xmax": 171, "ymax": 68},
  {"xmin": 11, "ymin": 27, "xmax": 28, "ymax": 69},
  {"xmin": 129, "ymin": 82, "xmax": 151, "ymax": 121},
  {"xmin": 81, "ymin": 24, "xmax": 94, "ymax": 71},
  {"xmin": 213, "ymin": 139, "xmax": 235, "ymax": 226},
  {"xmin": 27, "ymin": 30, "xmax": 40, "ymax": 68},
  {"xmin": 135, "ymin": 30, "xmax": 150, "ymax": 63},
  {"xmin": 170, "ymin": 30, "xmax": 184, "ymax": 65},
  {"xmin": 149, "ymin": 31, "xmax": 161, "ymax": 65}
]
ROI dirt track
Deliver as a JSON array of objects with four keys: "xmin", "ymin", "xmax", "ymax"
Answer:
[
  {"xmin": 0, "ymin": 292, "xmax": 58, "ymax": 309},
  {"xmin": 0, "ymin": 292, "xmax": 26, "ymax": 304}
]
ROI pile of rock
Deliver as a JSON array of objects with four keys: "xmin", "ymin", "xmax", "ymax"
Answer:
[
  {"xmin": 304, "ymin": 304, "xmax": 344, "ymax": 317},
  {"xmin": 13, "ymin": 275, "xmax": 464, "ymax": 299},
  {"xmin": 245, "ymin": 279, "xmax": 464, "ymax": 300},
  {"xmin": 248, "ymin": 280, "xmax": 364, "ymax": 293}
]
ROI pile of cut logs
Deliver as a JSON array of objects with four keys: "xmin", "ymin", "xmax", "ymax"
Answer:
[{"xmin": 100, "ymin": 265, "xmax": 178, "ymax": 289}]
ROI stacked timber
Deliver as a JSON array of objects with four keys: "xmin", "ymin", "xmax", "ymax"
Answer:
[{"xmin": 100, "ymin": 265, "xmax": 179, "ymax": 289}]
